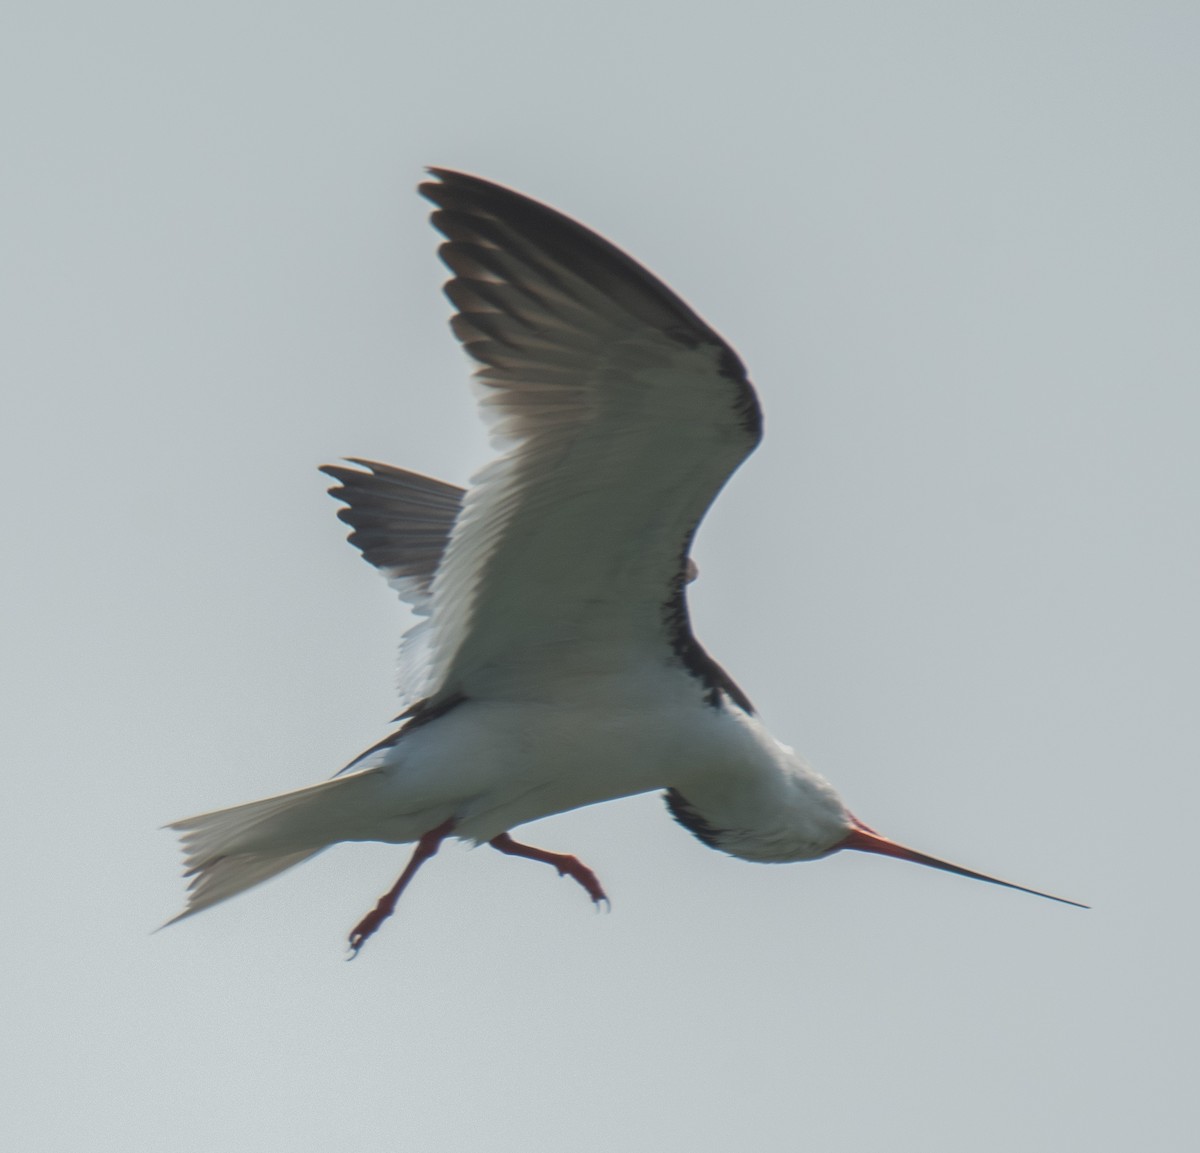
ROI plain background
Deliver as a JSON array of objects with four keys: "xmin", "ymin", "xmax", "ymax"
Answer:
[{"xmin": 4, "ymin": 3, "xmax": 1197, "ymax": 1150}]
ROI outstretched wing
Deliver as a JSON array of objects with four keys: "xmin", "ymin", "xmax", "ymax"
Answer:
[
  {"xmin": 405, "ymin": 170, "xmax": 761, "ymax": 713},
  {"xmin": 321, "ymin": 459, "xmax": 464, "ymax": 611},
  {"xmin": 409, "ymin": 169, "xmax": 762, "ymax": 710}
]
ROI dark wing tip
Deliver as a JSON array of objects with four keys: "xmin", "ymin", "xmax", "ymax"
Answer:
[
  {"xmin": 416, "ymin": 168, "xmax": 754, "ymax": 390},
  {"xmin": 317, "ymin": 460, "xmax": 465, "ymax": 590}
]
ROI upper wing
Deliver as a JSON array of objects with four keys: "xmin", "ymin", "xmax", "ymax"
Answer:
[
  {"xmin": 401, "ymin": 169, "xmax": 762, "ymax": 712},
  {"xmin": 320, "ymin": 459, "xmax": 464, "ymax": 611}
]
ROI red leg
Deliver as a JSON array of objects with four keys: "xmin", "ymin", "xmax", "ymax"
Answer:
[
  {"xmin": 489, "ymin": 833, "xmax": 609, "ymax": 908},
  {"xmin": 348, "ymin": 818, "xmax": 456, "ymax": 957}
]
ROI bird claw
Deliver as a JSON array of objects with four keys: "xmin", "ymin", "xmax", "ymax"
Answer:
[
  {"xmin": 346, "ymin": 906, "xmax": 391, "ymax": 958},
  {"xmin": 553, "ymin": 859, "xmax": 609, "ymax": 908},
  {"xmin": 344, "ymin": 817, "xmax": 457, "ymax": 956},
  {"xmin": 489, "ymin": 833, "xmax": 608, "ymax": 909}
]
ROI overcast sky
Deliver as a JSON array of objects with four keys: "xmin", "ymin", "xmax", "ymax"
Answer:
[{"xmin": 4, "ymin": 3, "xmax": 1197, "ymax": 1150}]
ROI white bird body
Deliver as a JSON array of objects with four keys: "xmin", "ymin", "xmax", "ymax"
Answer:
[
  {"xmin": 168, "ymin": 169, "xmax": 1082, "ymax": 949},
  {"xmin": 175, "ymin": 678, "xmax": 848, "ymax": 871}
]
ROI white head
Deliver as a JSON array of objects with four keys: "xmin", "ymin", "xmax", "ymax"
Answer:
[{"xmin": 670, "ymin": 741, "xmax": 1086, "ymax": 909}]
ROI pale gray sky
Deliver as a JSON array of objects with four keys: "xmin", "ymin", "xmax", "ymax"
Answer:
[{"xmin": 4, "ymin": 3, "xmax": 1197, "ymax": 1150}]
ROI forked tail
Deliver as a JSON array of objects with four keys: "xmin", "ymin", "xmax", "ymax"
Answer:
[{"xmin": 163, "ymin": 770, "xmax": 382, "ymax": 925}]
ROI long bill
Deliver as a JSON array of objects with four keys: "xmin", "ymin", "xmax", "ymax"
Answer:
[{"xmin": 838, "ymin": 822, "xmax": 1088, "ymax": 909}]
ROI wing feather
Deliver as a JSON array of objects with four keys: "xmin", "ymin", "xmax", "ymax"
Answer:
[
  {"xmin": 394, "ymin": 170, "xmax": 761, "ymax": 709},
  {"xmin": 320, "ymin": 459, "xmax": 464, "ymax": 609}
]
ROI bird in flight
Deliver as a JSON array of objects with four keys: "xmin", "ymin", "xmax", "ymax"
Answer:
[{"xmin": 167, "ymin": 169, "xmax": 1084, "ymax": 954}]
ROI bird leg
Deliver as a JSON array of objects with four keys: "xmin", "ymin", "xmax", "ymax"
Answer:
[
  {"xmin": 347, "ymin": 817, "xmax": 456, "ymax": 957},
  {"xmin": 488, "ymin": 833, "xmax": 609, "ymax": 908}
]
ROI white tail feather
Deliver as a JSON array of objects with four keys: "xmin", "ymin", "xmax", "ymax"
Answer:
[
  {"xmin": 164, "ymin": 770, "xmax": 384, "ymax": 924},
  {"xmin": 164, "ymin": 848, "xmax": 322, "ymax": 925}
]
